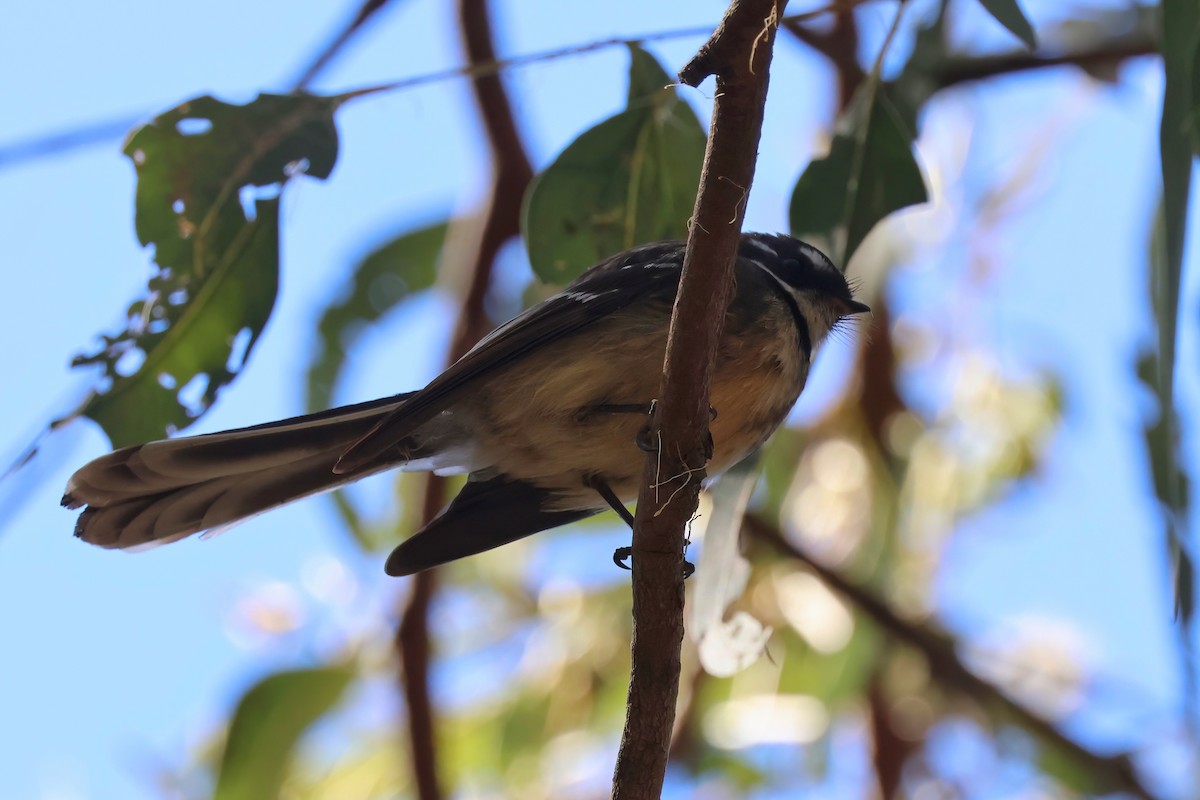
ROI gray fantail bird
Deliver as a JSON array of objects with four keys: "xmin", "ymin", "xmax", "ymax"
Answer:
[{"xmin": 63, "ymin": 233, "xmax": 868, "ymax": 576}]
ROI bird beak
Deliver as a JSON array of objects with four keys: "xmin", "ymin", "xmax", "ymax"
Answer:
[{"xmin": 843, "ymin": 299, "xmax": 871, "ymax": 316}]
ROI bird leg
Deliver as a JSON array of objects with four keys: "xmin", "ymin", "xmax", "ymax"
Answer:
[{"xmin": 584, "ymin": 473, "xmax": 693, "ymax": 578}]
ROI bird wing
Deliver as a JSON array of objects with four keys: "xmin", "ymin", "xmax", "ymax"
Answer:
[
  {"xmin": 334, "ymin": 242, "xmax": 686, "ymax": 473},
  {"xmin": 384, "ymin": 474, "xmax": 597, "ymax": 576}
]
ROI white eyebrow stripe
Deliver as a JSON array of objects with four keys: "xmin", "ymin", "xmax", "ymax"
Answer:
[
  {"xmin": 795, "ymin": 241, "xmax": 828, "ymax": 268},
  {"xmin": 751, "ymin": 259, "xmax": 802, "ymax": 302}
]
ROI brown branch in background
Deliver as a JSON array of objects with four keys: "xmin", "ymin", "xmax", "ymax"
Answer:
[
  {"xmin": 743, "ymin": 513, "xmax": 1158, "ymax": 800},
  {"xmin": 394, "ymin": 1, "xmax": 533, "ymax": 798},
  {"xmin": 782, "ymin": 11, "xmax": 864, "ymax": 110},
  {"xmin": 868, "ymin": 672, "xmax": 917, "ymax": 800},
  {"xmin": 931, "ymin": 33, "xmax": 1157, "ymax": 90},
  {"xmin": 611, "ymin": 2, "xmax": 786, "ymax": 798},
  {"xmin": 397, "ymin": 480, "xmax": 443, "ymax": 800},
  {"xmin": 292, "ymin": 0, "xmax": 398, "ymax": 91}
]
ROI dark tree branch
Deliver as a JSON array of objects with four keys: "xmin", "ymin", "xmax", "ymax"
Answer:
[
  {"xmin": 743, "ymin": 513, "xmax": 1158, "ymax": 800},
  {"xmin": 396, "ymin": 479, "xmax": 443, "ymax": 800},
  {"xmin": 611, "ymin": 2, "xmax": 786, "ymax": 798},
  {"xmin": 931, "ymin": 33, "xmax": 1157, "ymax": 90},
  {"xmin": 782, "ymin": 12, "xmax": 864, "ymax": 110},
  {"xmin": 868, "ymin": 671, "xmax": 918, "ymax": 800},
  {"xmin": 292, "ymin": 0, "xmax": 398, "ymax": 91},
  {"xmin": 394, "ymin": 1, "xmax": 532, "ymax": 798}
]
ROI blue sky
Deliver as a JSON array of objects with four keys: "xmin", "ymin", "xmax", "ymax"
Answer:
[{"xmin": 1, "ymin": 0, "xmax": 1196, "ymax": 797}]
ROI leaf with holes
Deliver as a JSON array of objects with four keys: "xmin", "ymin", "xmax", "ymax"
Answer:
[
  {"xmin": 213, "ymin": 665, "xmax": 354, "ymax": 800},
  {"xmin": 523, "ymin": 44, "xmax": 706, "ymax": 284},
  {"xmin": 70, "ymin": 93, "xmax": 340, "ymax": 446},
  {"xmin": 789, "ymin": 84, "xmax": 926, "ymax": 268},
  {"xmin": 976, "ymin": 0, "xmax": 1037, "ymax": 50}
]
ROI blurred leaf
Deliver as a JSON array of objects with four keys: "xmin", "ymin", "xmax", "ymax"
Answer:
[
  {"xmin": 693, "ymin": 752, "xmax": 768, "ymax": 790},
  {"xmin": 523, "ymin": 44, "xmax": 705, "ymax": 283},
  {"xmin": 214, "ymin": 665, "xmax": 354, "ymax": 800},
  {"xmin": 1138, "ymin": 323, "xmax": 1191, "ymax": 619},
  {"xmin": 976, "ymin": 0, "xmax": 1037, "ymax": 50},
  {"xmin": 306, "ymin": 220, "xmax": 447, "ymax": 413},
  {"xmin": 789, "ymin": 83, "xmax": 926, "ymax": 267},
  {"xmin": 1154, "ymin": 1, "xmax": 1197, "ymax": 621},
  {"xmin": 757, "ymin": 427, "xmax": 808, "ymax": 513},
  {"xmin": 304, "ymin": 221, "xmax": 446, "ymax": 551},
  {"xmin": 778, "ymin": 620, "xmax": 880, "ymax": 706},
  {"xmin": 1037, "ymin": 741, "xmax": 1106, "ymax": 795},
  {"xmin": 1194, "ymin": 42, "xmax": 1200, "ymax": 155},
  {"xmin": 71, "ymin": 93, "xmax": 340, "ymax": 446}
]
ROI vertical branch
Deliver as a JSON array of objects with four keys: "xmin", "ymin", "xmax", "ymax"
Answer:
[
  {"xmin": 611, "ymin": 2, "xmax": 786, "ymax": 798},
  {"xmin": 394, "ymin": 1, "xmax": 533, "ymax": 798}
]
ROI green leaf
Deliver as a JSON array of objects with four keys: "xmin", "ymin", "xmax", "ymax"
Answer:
[
  {"xmin": 71, "ymin": 93, "xmax": 341, "ymax": 446},
  {"xmin": 523, "ymin": 44, "xmax": 706, "ymax": 283},
  {"xmin": 976, "ymin": 0, "xmax": 1037, "ymax": 50},
  {"xmin": 306, "ymin": 220, "xmax": 447, "ymax": 414},
  {"xmin": 1139, "ymin": 210, "xmax": 1193, "ymax": 622},
  {"xmin": 789, "ymin": 84, "xmax": 926, "ymax": 267},
  {"xmin": 1154, "ymin": 0, "xmax": 1199, "ymax": 621},
  {"xmin": 214, "ymin": 665, "xmax": 354, "ymax": 800}
]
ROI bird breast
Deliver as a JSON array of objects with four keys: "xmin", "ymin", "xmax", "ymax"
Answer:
[{"xmin": 459, "ymin": 293, "xmax": 808, "ymax": 510}]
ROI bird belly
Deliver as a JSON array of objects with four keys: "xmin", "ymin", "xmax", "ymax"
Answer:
[{"xmin": 459, "ymin": 305, "xmax": 807, "ymax": 512}]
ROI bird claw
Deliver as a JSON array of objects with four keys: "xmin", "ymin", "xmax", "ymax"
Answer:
[
  {"xmin": 612, "ymin": 546, "xmax": 695, "ymax": 579},
  {"xmin": 613, "ymin": 546, "xmax": 632, "ymax": 570}
]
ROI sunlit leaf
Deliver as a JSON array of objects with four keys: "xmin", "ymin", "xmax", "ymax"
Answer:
[
  {"xmin": 214, "ymin": 665, "xmax": 354, "ymax": 800},
  {"xmin": 789, "ymin": 83, "xmax": 926, "ymax": 267},
  {"xmin": 976, "ymin": 0, "xmax": 1037, "ymax": 50},
  {"xmin": 71, "ymin": 93, "xmax": 340, "ymax": 446},
  {"xmin": 523, "ymin": 44, "xmax": 706, "ymax": 283}
]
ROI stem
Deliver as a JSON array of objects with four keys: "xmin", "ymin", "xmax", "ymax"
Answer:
[{"xmin": 611, "ymin": 2, "xmax": 786, "ymax": 797}]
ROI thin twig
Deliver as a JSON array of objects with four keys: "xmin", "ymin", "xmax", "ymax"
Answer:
[
  {"xmin": 611, "ymin": 2, "xmax": 787, "ymax": 798},
  {"xmin": 292, "ymin": 0, "xmax": 398, "ymax": 91},
  {"xmin": 744, "ymin": 513, "xmax": 1158, "ymax": 800},
  {"xmin": 932, "ymin": 33, "xmax": 1156, "ymax": 89},
  {"xmin": 394, "ymin": 0, "xmax": 533, "ymax": 797},
  {"xmin": 0, "ymin": 3, "xmax": 875, "ymax": 170}
]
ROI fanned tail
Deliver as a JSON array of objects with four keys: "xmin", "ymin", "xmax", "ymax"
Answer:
[{"xmin": 64, "ymin": 393, "xmax": 417, "ymax": 549}]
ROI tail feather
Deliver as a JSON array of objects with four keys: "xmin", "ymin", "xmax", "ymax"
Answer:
[{"xmin": 65, "ymin": 394, "xmax": 419, "ymax": 550}]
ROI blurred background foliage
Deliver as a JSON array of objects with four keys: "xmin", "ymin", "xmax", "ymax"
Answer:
[{"xmin": 2, "ymin": 0, "xmax": 1196, "ymax": 797}]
